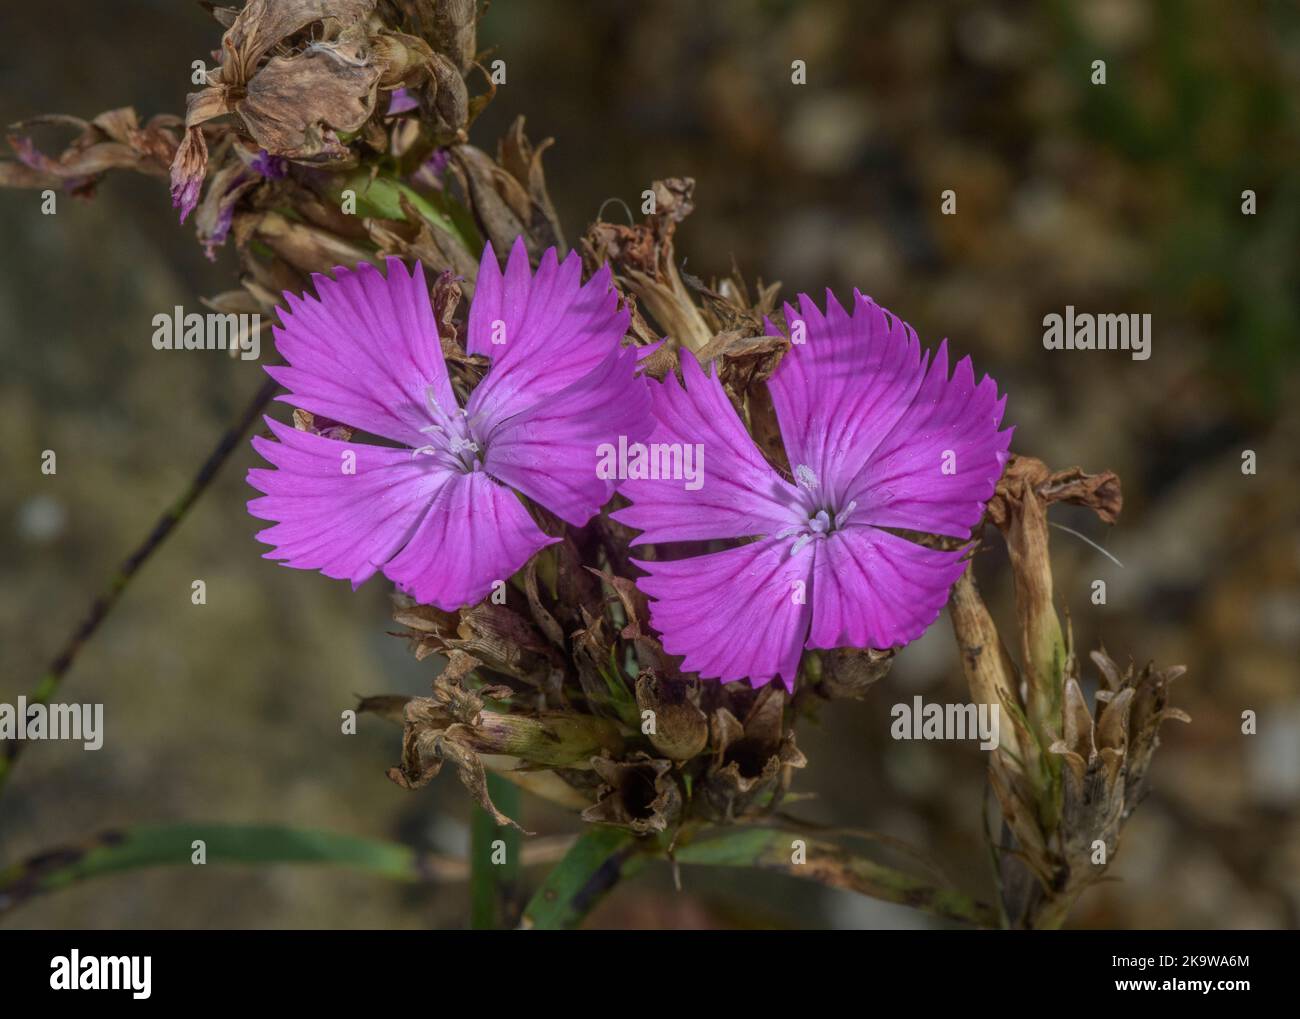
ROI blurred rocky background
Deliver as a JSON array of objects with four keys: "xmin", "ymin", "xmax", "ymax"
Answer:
[{"xmin": 1, "ymin": 0, "xmax": 1296, "ymax": 928}]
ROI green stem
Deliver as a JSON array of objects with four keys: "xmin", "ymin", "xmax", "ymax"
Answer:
[{"xmin": 469, "ymin": 774, "xmax": 521, "ymax": 929}]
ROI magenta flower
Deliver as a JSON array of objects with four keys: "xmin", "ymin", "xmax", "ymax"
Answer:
[
  {"xmin": 248, "ymin": 240, "xmax": 649, "ymax": 610},
  {"xmin": 613, "ymin": 292, "xmax": 1013, "ymax": 690}
]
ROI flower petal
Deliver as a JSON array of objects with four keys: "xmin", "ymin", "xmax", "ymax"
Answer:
[
  {"xmin": 767, "ymin": 291, "xmax": 926, "ymax": 506},
  {"xmin": 845, "ymin": 341, "xmax": 1013, "ymax": 538},
  {"xmin": 465, "ymin": 238, "xmax": 630, "ymax": 424},
  {"xmin": 807, "ymin": 527, "xmax": 967, "ymax": 650},
  {"xmin": 381, "ymin": 470, "xmax": 558, "ymax": 610},
  {"xmin": 482, "ymin": 344, "xmax": 652, "ymax": 526},
  {"xmin": 611, "ymin": 354, "xmax": 802, "ymax": 545},
  {"xmin": 266, "ymin": 257, "xmax": 455, "ymax": 448},
  {"xmin": 247, "ymin": 417, "xmax": 446, "ymax": 587},
  {"xmin": 633, "ymin": 538, "xmax": 814, "ymax": 690}
]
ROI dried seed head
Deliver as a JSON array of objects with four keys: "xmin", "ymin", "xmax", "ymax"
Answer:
[
  {"xmin": 703, "ymin": 686, "xmax": 806, "ymax": 821},
  {"xmin": 581, "ymin": 754, "xmax": 682, "ymax": 834}
]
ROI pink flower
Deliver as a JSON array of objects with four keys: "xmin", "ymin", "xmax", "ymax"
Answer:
[
  {"xmin": 248, "ymin": 240, "xmax": 649, "ymax": 609},
  {"xmin": 613, "ymin": 292, "xmax": 1013, "ymax": 690}
]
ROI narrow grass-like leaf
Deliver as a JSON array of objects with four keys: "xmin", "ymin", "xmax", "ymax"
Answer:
[
  {"xmin": 520, "ymin": 827, "xmax": 642, "ymax": 930},
  {"xmin": 674, "ymin": 827, "xmax": 997, "ymax": 927},
  {"xmin": 470, "ymin": 774, "xmax": 522, "ymax": 929},
  {"xmin": 0, "ymin": 823, "xmax": 421, "ymax": 916}
]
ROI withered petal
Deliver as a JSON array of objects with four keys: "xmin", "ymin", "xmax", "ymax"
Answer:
[{"xmin": 238, "ymin": 49, "xmax": 379, "ymax": 159}]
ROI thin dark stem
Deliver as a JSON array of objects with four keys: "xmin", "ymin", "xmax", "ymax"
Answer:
[{"xmin": 0, "ymin": 375, "xmax": 279, "ymax": 798}]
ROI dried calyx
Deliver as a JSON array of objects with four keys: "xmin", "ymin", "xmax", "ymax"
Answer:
[
  {"xmin": 374, "ymin": 540, "xmax": 811, "ymax": 833},
  {"xmin": 950, "ymin": 455, "xmax": 1188, "ymax": 928}
]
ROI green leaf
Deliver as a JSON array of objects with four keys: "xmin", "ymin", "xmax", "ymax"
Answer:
[
  {"xmin": 0, "ymin": 823, "xmax": 423, "ymax": 917},
  {"xmin": 470, "ymin": 774, "xmax": 522, "ymax": 929},
  {"xmin": 597, "ymin": 644, "xmax": 640, "ymax": 728},
  {"xmin": 673, "ymin": 827, "xmax": 998, "ymax": 927},
  {"xmin": 333, "ymin": 171, "xmax": 482, "ymax": 253},
  {"xmin": 520, "ymin": 827, "xmax": 643, "ymax": 930}
]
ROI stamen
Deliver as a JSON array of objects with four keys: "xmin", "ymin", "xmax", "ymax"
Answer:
[
  {"xmin": 421, "ymin": 385, "xmax": 484, "ymax": 471},
  {"xmin": 833, "ymin": 500, "xmax": 858, "ymax": 529},
  {"xmin": 790, "ymin": 533, "xmax": 814, "ymax": 557}
]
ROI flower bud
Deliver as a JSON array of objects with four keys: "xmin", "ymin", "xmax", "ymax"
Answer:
[{"xmin": 814, "ymin": 647, "xmax": 895, "ymax": 700}]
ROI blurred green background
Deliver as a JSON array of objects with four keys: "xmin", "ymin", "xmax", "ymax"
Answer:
[{"xmin": 1, "ymin": 0, "xmax": 1297, "ymax": 928}]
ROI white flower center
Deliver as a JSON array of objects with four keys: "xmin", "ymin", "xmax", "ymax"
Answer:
[
  {"xmin": 776, "ymin": 464, "xmax": 858, "ymax": 556},
  {"xmin": 411, "ymin": 386, "xmax": 483, "ymax": 473}
]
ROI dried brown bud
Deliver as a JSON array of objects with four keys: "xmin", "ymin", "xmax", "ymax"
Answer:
[
  {"xmin": 986, "ymin": 454, "xmax": 1122, "ymax": 530},
  {"xmin": 386, "ymin": 693, "xmax": 623, "ymax": 826},
  {"xmin": 448, "ymin": 120, "xmax": 563, "ymax": 260},
  {"xmin": 371, "ymin": 30, "xmax": 436, "ymax": 89},
  {"xmin": 383, "ymin": 0, "xmax": 478, "ymax": 73},
  {"xmin": 497, "ymin": 117, "xmax": 565, "ymax": 252},
  {"xmin": 583, "ymin": 177, "xmax": 713, "ymax": 352},
  {"xmin": 448, "ymin": 602, "xmax": 555, "ymax": 685},
  {"xmin": 429, "ymin": 0, "xmax": 478, "ymax": 73},
  {"xmin": 171, "ymin": 0, "xmax": 386, "ymax": 204},
  {"xmin": 696, "ymin": 329, "xmax": 788, "ymax": 393},
  {"xmin": 428, "ymin": 51, "xmax": 470, "ymax": 139},
  {"xmin": 815, "ymin": 647, "xmax": 895, "ymax": 700},
  {"xmin": 290, "ymin": 408, "xmax": 353, "ymax": 441},
  {"xmin": 635, "ymin": 671, "xmax": 708, "ymax": 761},
  {"xmin": 251, "ymin": 211, "xmax": 375, "ymax": 276},
  {"xmin": 236, "ymin": 38, "xmax": 379, "ymax": 161}
]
